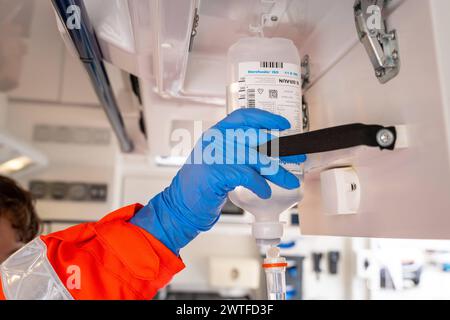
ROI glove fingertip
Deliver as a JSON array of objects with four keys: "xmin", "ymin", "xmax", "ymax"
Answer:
[
  {"xmin": 284, "ymin": 173, "xmax": 301, "ymax": 190},
  {"xmin": 258, "ymin": 109, "xmax": 290, "ymax": 130},
  {"xmin": 252, "ymin": 180, "xmax": 272, "ymax": 199},
  {"xmin": 276, "ymin": 116, "xmax": 291, "ymax": 130},
  {"xmin": 259, "ymin": 187, "xmax": 272, "ymax": 199},
  {"xmin": 280, "ymin": 154, "xmax": 307, "ymax": 164}
]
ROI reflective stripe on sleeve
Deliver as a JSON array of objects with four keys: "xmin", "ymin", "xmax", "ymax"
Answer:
[{"xmin": 0, "ymin": 238, "xmax": 73, "ymax": 300}]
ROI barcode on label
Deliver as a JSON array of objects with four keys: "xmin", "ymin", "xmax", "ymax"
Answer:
[
  {"xmin": 247, "ymin": 89, "xmax": 256, "ymax": 108},
  {"xmin": 260, "ymin": 61, "xmax": 284, "ymax": 69}
]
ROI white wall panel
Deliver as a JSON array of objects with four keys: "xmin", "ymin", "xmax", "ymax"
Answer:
[{"xmin": 299, "ymin": 0, "xmax": 450, "ymax": 239}]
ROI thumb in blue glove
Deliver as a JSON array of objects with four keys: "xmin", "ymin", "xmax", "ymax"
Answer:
[{"xmin": 130, "ymin": 108, "xmax": 307, "ymax": 255}]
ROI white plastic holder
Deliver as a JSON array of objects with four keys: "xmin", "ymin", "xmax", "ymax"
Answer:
[
  {"xmin": 320, "ymin": 167, "xmax": 361, "ymax": 216},
  {"xmin": 393, "ymin": 125, "xmax": 409, "ymax": 149},
  {"xmin": 249, "ymin": 0, "xmax": 288, "ymax": 35}
]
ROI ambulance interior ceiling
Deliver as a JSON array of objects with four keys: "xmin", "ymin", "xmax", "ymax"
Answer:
[{"xmin": 81, "ymin": 0, "xmax": 366, "ymax": 159}]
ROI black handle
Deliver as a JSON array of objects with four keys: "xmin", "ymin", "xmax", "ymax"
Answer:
[{"xmin": 258, "ymin": 123, "xmax": 397, "ymax": 157}]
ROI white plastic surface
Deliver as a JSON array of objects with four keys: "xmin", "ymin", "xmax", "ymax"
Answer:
[
  {"xmin": 209, "ymin": 257, "xmax": 260, "ymax": 290},
  {"xmin": 299, "ymin": 0, "xmax": 450, "ymax": 239},
  {"xmin": 320, "ymin": 167, "xmax": 361, "ymax": 215}
]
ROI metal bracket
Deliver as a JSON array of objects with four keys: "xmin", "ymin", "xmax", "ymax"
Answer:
[
  {"xmin": 301, "ymin": 55, "xmax": 311, "ymax": 90},
  {"xmin": 189, "ymin": 8, "xmax": 199, "ymax": 52},
  {"xmin": 302, "ymin": 96, "xmax": 310, "ymax": 132},
  {"xmin": 354, "ymin": 0, "xmax": 400, "ymax": 84},
  {"xmin": 249, "ymin": 0, "xmax": 288, "ymax": 36},
  {"xmin": 51, "ymin": 0, "xmax": 134, "ymax": 153},
  {"xmin": 258, "ymin": 124, "xmax": 398, "ymax": 157}
]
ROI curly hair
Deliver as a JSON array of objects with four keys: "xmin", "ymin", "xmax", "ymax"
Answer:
[{"xmin": 0, "ymin": 175, "xmax": 40, "ymax": 243}]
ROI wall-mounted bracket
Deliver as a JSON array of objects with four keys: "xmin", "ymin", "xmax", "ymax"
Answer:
[
  {"xmin": 258, "ymin": 123, "xmax": 400, "ymax": 157},
  {"xmin": 320, "ymin": 167, "xmax": 361, "ymax": 216},
  {"xmin": 249, "ymin": 0, "xmax": 288, "ymax": 36},
  {"xmin": 301, "ymin": 55, "xmax": 311, "ymax": 90},
  {"xmin": 301, "ymin": 95, "xmax": 309, "ymax": 132},
  {"xmin": 188, "ymin": 7, "xmax": 199, "ymax": 52},
  {"xmin": 354, "ymin": 0, "xmax": 400, "ymax": 84}
]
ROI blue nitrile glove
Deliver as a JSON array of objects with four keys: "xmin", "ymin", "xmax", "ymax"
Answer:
[{"xmin": 130, "ymin": 108, "xmax": 307, "ymax": 255}]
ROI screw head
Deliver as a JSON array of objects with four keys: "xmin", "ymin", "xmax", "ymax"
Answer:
[
  {"xmin": 271, "ymin": 16, "xmax": 278, "ymax": 22},
  {"xmin": 376, "ymin": 129, "xmax": 395, "ymax": 148},
  {"xmin": 231, "ymin": 268, "xmax": 240, "ymax": 280},
  {"xmin": 369, "ymin": 28, "xmax": 378, "ymax": 36},
  {"xmin": 375, "ymin": 69, "xmax": 385, "ymax": 78},
  {"xmin": 392, "ymin": 50, "xmax": 399, "ymax": 60}
]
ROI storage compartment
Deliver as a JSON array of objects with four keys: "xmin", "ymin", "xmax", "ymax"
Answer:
[{"xmin": 82, "ymin": 0, "xmax": 358, "ymax": 103}]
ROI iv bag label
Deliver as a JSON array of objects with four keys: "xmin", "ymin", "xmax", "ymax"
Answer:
[{"xmin": 238, "ymin": 61, "xmax": 302, "ymax": 136}]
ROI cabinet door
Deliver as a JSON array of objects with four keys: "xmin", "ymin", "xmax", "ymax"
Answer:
[{"xmin": 299, "ymin": 0, "xmax": 450, "ymax": 239}]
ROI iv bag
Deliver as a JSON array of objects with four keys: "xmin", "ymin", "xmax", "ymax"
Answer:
[{"xmin": 226, "ymin": 37, "xmax": 304, "ymax": 245}]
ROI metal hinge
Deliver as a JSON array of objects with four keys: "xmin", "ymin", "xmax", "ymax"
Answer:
[
  {"xmin": 302, "ymin": 95, "xmax": 310, "ymax": 132},
  {"xmin": 189, "ymin": 8, "xmax": 199, "ymax": 52},
  {"xmin": 354, "ymin": 0, "xmax": 400, "ymax": 84},
  {"xmin": 301, "ymin": 55, "xmax": 311, "ymax": 90}
]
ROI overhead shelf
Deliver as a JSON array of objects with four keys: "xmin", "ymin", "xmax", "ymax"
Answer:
[{"xmin": 81, "ymin": 0, "xmax": 394, "ymax": 105}]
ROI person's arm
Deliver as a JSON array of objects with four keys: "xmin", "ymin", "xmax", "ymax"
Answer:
[
  {"xmin": 0, "ymin": 204, "xmax": 184, "ymax": 300},
  {"xmin": 129, "ymin": 108, "xmax": 305, "ymax": 256},
  {"xmin": 0, "ymin": 109, "xmax": 305, "ymax": 300}
]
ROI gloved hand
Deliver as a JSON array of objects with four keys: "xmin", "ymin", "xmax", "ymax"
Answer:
[{"xmin": 130, "ymin": 108, "xmax": 306, "ymax": 255}]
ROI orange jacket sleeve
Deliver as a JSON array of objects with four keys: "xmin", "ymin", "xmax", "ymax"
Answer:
[
  {"xmin": 0, "ymin": 283, "xmax": 5, "ymax": 300},
  {"xmin": 0, "ymin": 204, "xmax": 185, "ymax": 300}
]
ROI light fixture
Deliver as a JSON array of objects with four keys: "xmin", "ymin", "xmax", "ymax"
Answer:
[
  {"xmin": 0, "ymin": 156, "xmax": 34, "ymax": 175},
  {"xmin": 0, "ymin": 133, "xmax": 48, "ymax": 177}
]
